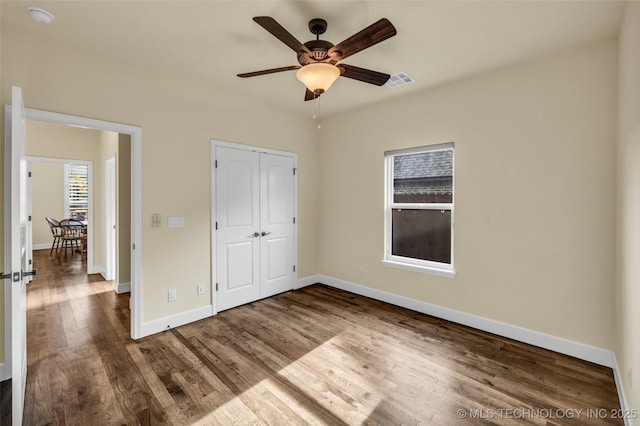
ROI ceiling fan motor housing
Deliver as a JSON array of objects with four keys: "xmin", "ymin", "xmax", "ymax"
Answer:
[{"xmin": 302, "ymin": 39, "xmax": 334, "ymax": 62}]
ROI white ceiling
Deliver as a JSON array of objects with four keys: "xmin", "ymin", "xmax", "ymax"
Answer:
[{"xmin": 1, "ymin": 0, "xmax": 626, "ymax": 118}]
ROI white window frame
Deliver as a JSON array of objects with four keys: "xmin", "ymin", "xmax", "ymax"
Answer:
[
  {"xmin": 382, "ymin": 142, "xmax": 456, "ymax": 278},
  {"xmin": 64, "ymin": 163, "xmax": 89, "ymax": 220}
]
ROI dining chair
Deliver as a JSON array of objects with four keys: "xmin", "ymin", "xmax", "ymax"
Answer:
[
  {"xmin": 58, "ymin": 218, "xmax": 87, "ymax": 258},
  {"xmin": 46, "ymin": 217, "xmax": 62, "ymax": 255}
]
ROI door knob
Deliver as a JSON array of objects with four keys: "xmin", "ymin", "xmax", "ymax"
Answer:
[
  {"xmin": 261, "ymin": 232, "xmax": 271, "ymax": 237},
  {"xmin": 248, "ymin": 232, "xmax": 260, "ymax": 238}
]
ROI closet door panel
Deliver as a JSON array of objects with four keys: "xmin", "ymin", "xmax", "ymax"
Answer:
[
  {"xmin": 260, "ymin": 153, "xmax": 295, "ymax": 298},
  {"xmin": 215, "ymin": 147, "xmax": 260, "ymax": 311}
]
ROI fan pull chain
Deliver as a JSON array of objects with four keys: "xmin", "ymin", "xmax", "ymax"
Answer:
[{"xmin": 313, "ymin": 93, "xmax": 321, "ymax": 129}]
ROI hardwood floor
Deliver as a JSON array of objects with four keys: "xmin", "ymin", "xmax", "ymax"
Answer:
[{"xmin": 4, "ymin": 249, "xmax": 623, "ymax": 425}]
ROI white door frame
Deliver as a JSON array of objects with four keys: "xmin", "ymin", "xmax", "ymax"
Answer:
[
  {"xmin": 210, "ymin": 139, "xmax": 298, "ymax": 314},
  {"xmin": 3, "ymin": 107, "xmax": 143, "ymax": 346}
]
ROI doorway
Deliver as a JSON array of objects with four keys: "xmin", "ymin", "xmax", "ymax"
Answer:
[
  {"xmin": 212, "ymin": 141, "xmax": 297, "ymax": 312},
  {"xmin": 4, "ymin": 106, "xmax": 143, "ymax": 345}
]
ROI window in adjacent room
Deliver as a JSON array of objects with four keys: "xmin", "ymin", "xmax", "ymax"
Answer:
[
  {"xmin": 383, "ymin": 143, "xmax": 455, "ymax": 278},
  {"xmin": 64, "ymin": 163, "xmax": 89, "ymax": 221}
]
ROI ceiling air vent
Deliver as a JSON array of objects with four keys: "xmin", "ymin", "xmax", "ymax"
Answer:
[{"xmin": 386, "ymin": 72, "xmax": 415, "ymax": 88}]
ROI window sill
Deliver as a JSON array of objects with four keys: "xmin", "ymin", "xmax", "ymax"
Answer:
[{"xmin": 381, "ymin": 259, "xmax": 456, "ymax": 279}]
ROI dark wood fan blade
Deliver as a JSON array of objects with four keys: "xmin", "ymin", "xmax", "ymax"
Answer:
[
  {"xmin": 237, "ymin": 65, "xmax": 300, "ymax": 78},
  {"xmin": 304, "ymin": 89, "xmax": 316, "ymax": 101},
  {"xmin": 253, "ymin": 17, "xmax": 311, "ymax": 54},
  {"xmin": 328, "ymin": 18, "xmax": 396, "ymax": 62},
  {"xmin": 338, "ymin": 64, "xmax": 390, "ymax": 86}
]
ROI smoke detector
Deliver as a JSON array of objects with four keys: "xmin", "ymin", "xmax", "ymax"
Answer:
[{"xmin": 27, "ymin": 7, "xmax": 55, "ymax": 24}]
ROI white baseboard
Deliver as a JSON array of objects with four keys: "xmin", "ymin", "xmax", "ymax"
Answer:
[
  {"xmin": 0, "ymin": 362, "xmax": 8, "ymax": 381},
  {"xmin": 115, "ymin": 282, "xmax": 131, "ymax": 294},
  {"xmin": 140, "ymin": 305, "xmax": 214, "ymax": 338},
  {"xmin": 88, "ymin": 265, "xmax": 106, "ymax": 275},
  {"xmin": 296, "ymin": 274, "xmax": 321, "ymax": 289},
  {"xmin": 611, "ymin": 356, "xmax": 632, "ymax": 426},
  {"xmin": 33, "ymin": 243, "xmax": 52, "ymax": 250},
  {"xmin": 317, "ymin": 274, "xmax": 616, "ymax": 368}
]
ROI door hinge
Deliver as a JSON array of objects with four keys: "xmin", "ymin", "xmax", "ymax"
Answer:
[
  {"xmin": 28, "ymin": 215, "xmax": 32, "ymax": 221},
  {"xmin": 132, "ymin": 243, "xmax": 136, "ymax": 250},
  {"xmin": 293, "ymin": 168, "xmax": 297, "ymax": 175},
  {"xmin": 293, "ymin": 265, "xmax": 296, "ymax": 272},
  {"xmin": 29, "ymin": 259, "xmax": 32, "ymax": 265},
  {"xmin": 215, "ymin": 222, "xmax": 218, "ymax": 230},
  {"xmin": 215, "ymin": 283, "xmax": 219, "ymax": 291},
  {"xmin": 28, "ymin": 171, "xmax": 32, "ymax": 178},
  {"xmin": 215, "ymin": 160, "xmax": 218, "ymax": 168},
  {"xmin": 293, "ymin": 217, "xmax": 296, "ymax": 224}
]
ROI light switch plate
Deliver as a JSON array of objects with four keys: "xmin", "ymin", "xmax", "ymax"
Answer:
[{"xmin": 167, "ymin": 216, "xmax": 185, "ymax": 228}]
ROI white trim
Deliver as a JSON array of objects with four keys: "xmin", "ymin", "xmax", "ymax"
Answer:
[
  {"xmin": 22, "ymin": 107, "xmax": 143, "ymax": 340},
  {"xmin": 0, "ymin": 362, "xmax": 8, "ymax": 381},
  {"xmin": 296, "ymin": 274, "xmax": 321, "ymax": 289},
  {"xmin": 90, "ymin": 265, "xmax": 106, "ymax": 276},
  {"xmin": 115, "ymin": 282, "xmax": 131, "ymax": 294},
  {"xmin": 381, "ymin": 259, "xmax": 456, "ymax": 278},
  {"xmin": 32, "ymin": 243, "xmax": 52, "ymax": 250},
  {"xmin": 140, "ymin": 305, "xmax": 214, "ymax": 338},
  {"xmin": 385, "ymin": 141, "xmax": 454, "ymax": 157},
  {"xmin": 611, "ymin": 356, "xmax": 632, "ymax": 426},
  {"xmin": 317, "ymin": 274, "xmax": 616, "ymax": 368}
]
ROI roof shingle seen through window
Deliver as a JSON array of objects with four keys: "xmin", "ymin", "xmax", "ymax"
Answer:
[{"xmin": 393, "ymin": 150, "xmax": 453, "ymax": 180}]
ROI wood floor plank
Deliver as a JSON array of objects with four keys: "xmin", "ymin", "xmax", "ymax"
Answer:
[{"xmin": 0, "ymin": 249, "xmax": 623, "ymax": 426}]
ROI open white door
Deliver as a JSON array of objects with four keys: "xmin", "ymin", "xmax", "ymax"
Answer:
[
  {"xmin": 105, "ymin": 156, "xmax": 116, "ymax": 281},
  {"xmin": 4, "ymin": 86, "xmax": 31, "ymax": 426}
]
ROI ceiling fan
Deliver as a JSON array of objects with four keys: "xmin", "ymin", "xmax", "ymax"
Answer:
[{"xmin": 237, "ymin": 16, "xmax": 397, "ymax": 101}]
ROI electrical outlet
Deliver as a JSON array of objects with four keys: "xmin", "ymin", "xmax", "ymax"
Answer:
[
  {"xmin": 152, "ymin": 213, "xmax": 161, "ymax": 228},
  {"xmin": 197, "ymin": 283, "xmax": 205, "ymax": 295},
  {"xmin": 168, "ymin": 289, "xmax": 177, "ymax": 302}
]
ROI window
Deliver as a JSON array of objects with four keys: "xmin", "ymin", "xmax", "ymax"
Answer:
[
  {"xmin": 64, "ymin": 163, "xmax": 89, "ymax": 221},
  {"xmin": 383, "ymin": 143, "xmax": 455, "ymax": 277}
]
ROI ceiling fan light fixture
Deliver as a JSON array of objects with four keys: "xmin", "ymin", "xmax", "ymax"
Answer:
[{"xmin": 296, "ymin": 63, "xmax": 340, "ymax": 94}]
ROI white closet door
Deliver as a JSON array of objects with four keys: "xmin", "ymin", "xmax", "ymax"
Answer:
[
  {"xmin": 215, "ymin": 147, "xmax": 261, "ymax": 311},
  {"xmin": 259, "ymin": 153, "xmax": 295, "ymax": 299}
]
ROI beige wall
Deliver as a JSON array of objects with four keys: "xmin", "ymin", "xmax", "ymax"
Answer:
[
  {"xmin": 0, "ymin": 22, "xmax": 319, "ymax": 335},
  {"xmin": 27, "ymin": 120, "xmax": 101, "ymax": 160},
  {"xmin": 318, "ymin": 38, "xmax": 617, "ymax": 350},
  {"xmin": 615, "ymin": 1, "xmax": 640, "ymax": 420},
  {"xmin": 30, "ymin": 162, "xmax": 64, "ymax": 246}
]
